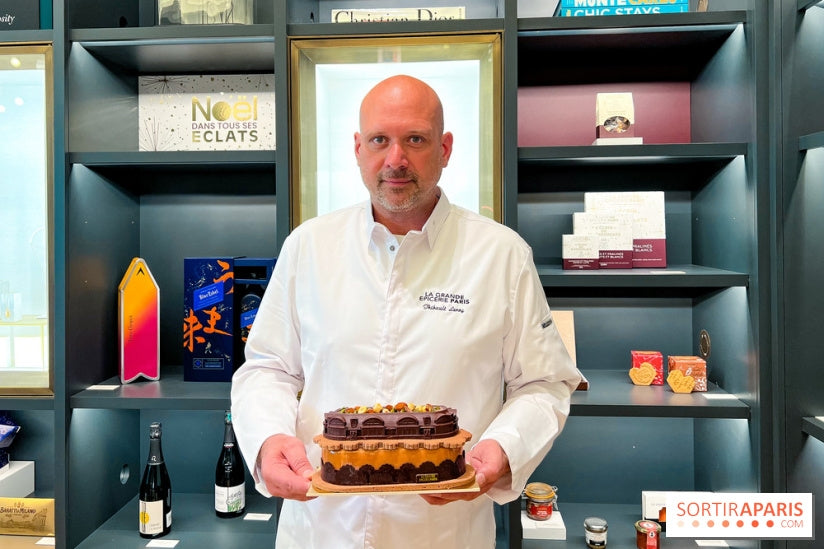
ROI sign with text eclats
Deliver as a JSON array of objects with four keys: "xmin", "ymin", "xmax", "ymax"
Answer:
[
  {"xmin": 138, "ymin": 74, "xmax": 275, "ymax": 151},
  {"xmin": 0, "ymin": 0, "xmax": 39, "ymax": 29}
]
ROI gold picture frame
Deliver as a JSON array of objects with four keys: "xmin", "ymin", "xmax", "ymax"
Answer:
[
  {"xmin": 289, "ymin": 32, "xmax": 503, "ymax": 228},
  {"xmin": 0, "ymin": 44, "xmax": 54, "ymax": 396}
]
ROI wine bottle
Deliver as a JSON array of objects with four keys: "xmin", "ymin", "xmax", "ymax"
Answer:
[
  {"xmin": 215, "ymin": 410, "xmax": 246, "ymax": 518},
  {"xmin": 139, "ymin": 422, "xmax": 172, "ymax": 538}
]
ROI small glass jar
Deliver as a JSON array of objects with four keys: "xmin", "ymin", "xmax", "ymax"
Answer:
[
  {"xmin": 523, "ymin": 482, "xmax": 557, "ymax": 521},
  {"xmin": 635, "ymin": 520, "xmax": 661, "ymax": 549},
  {"xmin": 583, "ymin": 516, "xmax": 608, "ymax": 548}
]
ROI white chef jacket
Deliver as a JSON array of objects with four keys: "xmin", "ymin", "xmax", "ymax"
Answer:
[{"xmin": 231, "ymin": 189, "xmax": 581, "ymax": 549}]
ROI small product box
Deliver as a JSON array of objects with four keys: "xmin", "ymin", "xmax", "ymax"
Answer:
[
  {"xmin": 0, "ymin": 461, "xmax": 34, "ymax": 497},
  {"xmin": 158, "ymin": 0, "xmax": 255, "ymax": 25},
  {"xmin": 521, "ymin": 510, "xmax": 566, "ymax": 540},
  {"xmin": 183, "ymin": 257, "xmax": 240, "ymax": 382},
  {"xmin": 584, "ymin": 191, "xmax": 667, "ymax": 268},
  {"xmin": 0, "ymin": 0, "xmax": 39, "ymax": 30},
  {"xmin": 562, "ymin": 234, "xmax": 600, "ymax": 270},
  {"xmin": 118, "ymin": 258, "xmax": 160, "ymax": 384},
  {"xmin": 642, "ymin": 490, "xmax": 668, "ymax": 527},
  {"xmin": 668, "ymin": 355, "xmax": 707, "ymax": 391},
  {"xmin": 233, "ymin": 257, "xmax": 276, "ymax": 366},
  {"xmin": 573, "ymin": 211, "xmax": 633, "ymax": 269},
  {"xmin": 631, "ymin": 350, "xmax": 664, "ymax": 385},
  {"xmin": 595, "ymin": 92, "xmax": 637, "ymax": 140}
]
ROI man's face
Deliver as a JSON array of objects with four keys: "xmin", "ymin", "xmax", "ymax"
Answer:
[{"xmin": 354, "ymin": 83, "xmax": 452, "ymax": 217}]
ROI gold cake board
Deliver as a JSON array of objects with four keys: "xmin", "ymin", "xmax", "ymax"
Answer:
[{"xmin": 308, "ymin": 464, "xmax": 479, "ymax": 496}]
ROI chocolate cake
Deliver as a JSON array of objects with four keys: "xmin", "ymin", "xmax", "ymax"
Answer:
[{"xmin": 314, "ymin": 403, "xmax": 471, "ymax": 487}]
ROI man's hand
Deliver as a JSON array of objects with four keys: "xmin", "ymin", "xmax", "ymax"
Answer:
[
  {"xmin": 420, "ymin": 439, "xmax": 510, "ymax": 505},
  {"xmin": 258, "ymin": 434, "xmax": 316, "ymax": 501}
]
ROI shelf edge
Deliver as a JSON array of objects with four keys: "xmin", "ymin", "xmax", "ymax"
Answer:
[{"xmin": 801, "ymin": 417, "xmax": 824, "ymax": 443}]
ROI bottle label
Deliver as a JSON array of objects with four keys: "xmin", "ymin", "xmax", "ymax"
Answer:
[
  {"xmin": 215, "ymin": 483, "xmax": 246, "ymax": 513},
  {"xmin": 139, "ymin": 499, "xmax": 164, "ymax": 534}
]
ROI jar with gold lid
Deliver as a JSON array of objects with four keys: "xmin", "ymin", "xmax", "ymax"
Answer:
[
  {"xmin": 635, "ymin": 520, "xmax": 661, "ymax": 549},
  {"xmin": 523, "ymin": 482, "xmax": 557, "ymax": 521}
]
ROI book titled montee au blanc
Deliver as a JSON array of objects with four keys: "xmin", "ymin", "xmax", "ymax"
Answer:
[
  {"xmin": 331, "ymin": 6, "xmax": 466, "ymax": 22},
  {"xmin": 557, "ymin": 0, "xmax": 689, "ymax": 17}
]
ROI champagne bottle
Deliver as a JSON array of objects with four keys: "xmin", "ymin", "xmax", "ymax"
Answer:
[
  {"xmin": 215, "ymin": 410, "xmax": 246, "ymax": 518},
  {"xmin": 139, "ymin": 422, "xmax": 172, "ymax": 538}
]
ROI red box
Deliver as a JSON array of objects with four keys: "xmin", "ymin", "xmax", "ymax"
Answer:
[
  {"xmin": 631, "ymin": 350, "xmax": 664, "ymax": 385},
  {"xmin": 667, "ymin": 356, "xmax": 707, "ymax": 392}
]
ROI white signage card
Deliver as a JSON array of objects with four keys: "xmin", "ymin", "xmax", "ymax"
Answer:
[
  {"xmin": 138, "ymin": 75, "xmax": 276, "ymax": 151},
  {"xmin": 331, "ymin": 7, "xmax": 466, "ymax": 22},
  {"xmin": 665, "ymin": 492, "xmax": 814, "ymax": 539}
]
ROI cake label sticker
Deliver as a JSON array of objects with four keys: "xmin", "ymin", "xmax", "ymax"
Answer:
[{"xmin": 416, "ymin": 473, "xmax": 439, "ymax": 483}]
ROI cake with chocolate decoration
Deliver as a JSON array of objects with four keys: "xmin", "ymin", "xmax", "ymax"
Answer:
[{"xmin": 313, "ymin": 403, "xmax": 472, "ymax": 488}]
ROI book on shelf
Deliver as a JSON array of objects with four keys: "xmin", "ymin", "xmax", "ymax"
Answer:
[
  {"xmin": 331, "ymin": 7, "xmax": 466, "ymax": 23},
  {"xmin": 559, "ymin": 0, "xmax": 687, "ymax": 5},
  {"xmin": 555, "ymin": 0, "xmax": 689, "ymax": 16}
]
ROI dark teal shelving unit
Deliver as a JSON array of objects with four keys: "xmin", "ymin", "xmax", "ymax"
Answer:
[{"xmin": 0, "ymin": 0, "xmax": 790, "ymax": 547}]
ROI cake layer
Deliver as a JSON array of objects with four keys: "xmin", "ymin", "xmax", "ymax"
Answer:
[
  {"xmin": 314, "ymin": 430, "xmax": 472, "ymax": 486},
  {"xmin": 323, "ymin": 406, "xmax": 459, "ymax": 441}
]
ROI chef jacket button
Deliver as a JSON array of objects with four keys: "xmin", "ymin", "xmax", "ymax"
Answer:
[{"xmin": 389, "ymin": 245, "xmax": 396, "ymax": 252}]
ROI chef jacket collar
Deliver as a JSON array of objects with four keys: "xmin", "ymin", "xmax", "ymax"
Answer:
[{"xmin": 365, "ymin": 187, "xmax": 450, "ymax": 250}]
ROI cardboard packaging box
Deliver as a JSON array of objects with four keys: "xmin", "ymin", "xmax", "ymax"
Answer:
[
  {"xmin": 573, "ymin": 211, "xmax": 634, "ymax": 269},
  {"xmin": 632, "ymin": 350, "xmax": 664, "ymax": 385},
  {"xmin": 158, "ymin": 0, "xmax": 255, "ymax": 25},
  {"xmin": 0, "ymin": 496, "xmax": 54, "ymax": 536},
  {"xmin": 584, "ymin": 191, "xmax": 667, "ymax": 268},
  {"xmin": 668, "ymin": 355, "xmax": 707, "ymax": 391},
  {"xmin": 118, "ymin": 258, "xmax": 160, "ymax": 384},
  {"xmin": 0, "ymin": 461, "xmax": 34, "ymax": 497},
  {"xmin": 562, "ymin": 234, "xmax": 600, "ymax": 270},
  {"xmin": 183, "ymin": 257, "xmax": 275, "ymax": 381},
  {"xmin": 0, "ymin": 0, "xmax": 39, "ymax": 30},
  {"xmin": 183, "ymin": 257, "xmax": 238, "ymax": 382},
  {"xmin": 595, "ymin": 92, "xmax": 636, "ymax": 139},
  {"xmin": 232, "ymin": 258, "xmax": 275, "ymax": 368}
]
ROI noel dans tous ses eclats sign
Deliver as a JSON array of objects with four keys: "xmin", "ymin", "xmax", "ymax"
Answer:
[{"xmin": 138, "ymin": 74, "xmax": 275, "ymax": 152}]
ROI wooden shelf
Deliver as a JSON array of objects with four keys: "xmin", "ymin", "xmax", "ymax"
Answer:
[
  {"xmin": 801, "ymin": 416, "xmax": 824, "ymax": 443},
  {"xmin": 799, "ymin": 130, "xmax": 824, "ymax": 151},
  {"xmin": 74, "ymin": 492, "xmax": 277, "ymax": 549},
  {"xmin": 536, "ymin": 264, "xmax": 749, "ymax": 289},
  {"xmin": 71, "ymin": 366, "xmax": 229, "ymax": 410},
  {"xmin": 571, "ymin": 370, "xmax": 750, "ymax": 419}
]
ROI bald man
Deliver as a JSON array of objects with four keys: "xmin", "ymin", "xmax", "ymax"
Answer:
[{"xmin": 232, "ymin": 75, "xmax": 581, "ymax": 548}]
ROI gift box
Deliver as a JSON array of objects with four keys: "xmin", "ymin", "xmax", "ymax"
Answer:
[
  {"xmin": 158, "ymin": 0, "xmax": 255, "ymax": 25},
  {"xmin": 668, "ymin": 355, "xmax": 707, "ymax": 392},
  {"xmin": 631, "ymin": 350, "xmax": 664, "ymax": 385}
]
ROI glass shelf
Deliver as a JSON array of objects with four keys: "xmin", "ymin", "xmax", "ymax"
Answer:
[{"xmin": 571, "ymin": 370, "xmax": 750, "ymax": 419}]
